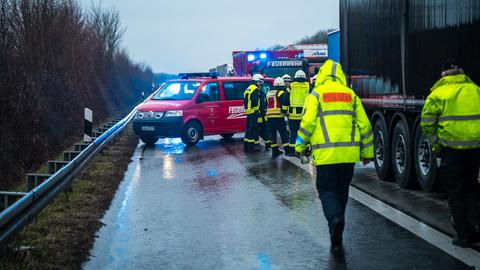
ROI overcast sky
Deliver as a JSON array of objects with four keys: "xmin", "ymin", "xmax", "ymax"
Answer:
[{"xmin": 81, "ymin": 0, "xmax": 339, "ymax": 74}]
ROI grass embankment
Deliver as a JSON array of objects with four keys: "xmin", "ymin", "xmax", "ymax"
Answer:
[{"xmin": 0, "ymin": 125, "xmax": 139, "ymax": 270}]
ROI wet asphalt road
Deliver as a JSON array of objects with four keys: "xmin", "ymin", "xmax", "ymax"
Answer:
[{"xmin": 84, "ymin": 135, "xmax": 471, "ymax": 270}]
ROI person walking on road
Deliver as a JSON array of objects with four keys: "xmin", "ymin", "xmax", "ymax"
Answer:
[
  {"xmin": 421, "ymin": 61, "xmax": 480, "ymax": 248},
  {"xmin": 295, "ymin": 60, "xmax": 374, "ymax": 250},
  {"xmin": 287, "ymin": 70, "xmax": 310, "ymax": 156},
  {"xmin": 266, "ymin": 77, "xmax": 290, "ymax": 157},
  {"xmin": 243, "ymin": 74, "xmax": 264, "ymax": 152}
]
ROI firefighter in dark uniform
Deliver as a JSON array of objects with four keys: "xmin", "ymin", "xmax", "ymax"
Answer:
[
  {"xmin": 421, "ymin": 61, "xmax": 480, "ymax": 247},
  {"xmin": 243, "ymin": 74, "xmax": 264, "ymax": 152},
  {"xmin": 287, "ymin": 70, "xmax": 310, "ymax": 156},
  {"xmin": 258, "ymin": 85, "xmax": 271, "ymax": 150},
  {"xmin": 266, "ymin": 77, "xmax": 290, "ymax": 157}
]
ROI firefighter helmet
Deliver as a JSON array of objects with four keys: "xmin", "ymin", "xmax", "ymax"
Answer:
[
  {"xmin": 274, "ymin": 77, "xmax": 285, "ymax": 87},
  {"xmin": 252, "ymin": 74, "xmax": 264, "ymax": 82},
  {"xmin": 282, "ymin": 74, "xmax": 292, "ymax": 82},
  {"xmin": 294, "ymin": 70, "xmax": 307, "ymax": 79}
]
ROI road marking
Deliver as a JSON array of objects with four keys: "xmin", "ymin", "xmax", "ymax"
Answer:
[{"xmin": 282, "ymin": 155, "xmax": 480, "ymax": 268}]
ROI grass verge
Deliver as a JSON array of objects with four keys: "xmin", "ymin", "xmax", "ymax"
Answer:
[{"xmin": 0, "ymin": 124, "xmax": 139, "ymax": 269}]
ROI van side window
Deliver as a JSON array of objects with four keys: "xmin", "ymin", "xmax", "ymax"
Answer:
[
  {"xmin": 200, "ymin": 82, "xmax": 220, "ymax": 102},
  {"xmin": 223, "ymin": 81, "xmax": 249, "ymax": 100}
]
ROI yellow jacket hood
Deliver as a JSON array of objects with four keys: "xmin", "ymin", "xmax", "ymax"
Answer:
[{"xmin": 315, "ymin": 59, "xmax": 347, "ymax": 87}]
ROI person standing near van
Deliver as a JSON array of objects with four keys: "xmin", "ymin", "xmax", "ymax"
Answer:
[
  {"xmin": 243, "ymin": 74, "xmax": 264, "ymax": 152},
  {"xmin": 287, "ymin": 70, "xmax": 310, "ymax": 156},
  {"xmin": 266, "ymin": 77, "xmax": 290, "ymax": 157},
  {"xmin": 258, "ymin": 86, "xmax": 271, "ymax": 150}
]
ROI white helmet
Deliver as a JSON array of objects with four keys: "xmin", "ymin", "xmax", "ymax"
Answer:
[
  {"xmin": 294, "ymin": 70, "xmax": 307, "ymax": 79},
  {"xmin": 274, "ymin": 77, "xmax": 285, "ymax": 87},
  {"xmin": 281, "ymin": 74, "xmax": 292, "ymax": 82},
  {"xmin": 252, "ymin": 73, "xmax": 264, "ymax": 82}
]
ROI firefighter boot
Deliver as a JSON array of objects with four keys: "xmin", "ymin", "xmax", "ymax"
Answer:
[
  {"xmin": 285, "ymin": 146, "xmax": 295, "ymax": 156},
  {"xmin": 243, "ymin": 141, "xmax": 250, "ymax": 152},
  {"xmin": 272, "ymin": 147, "xmax": 283, "ymax": 158},
  {"xmin": 252, "ymin": 143, "xmax": 262, "ymax": 152},
  {"xmin": 329, "ymin": 220, "xmax": 344, "ymax": 249}
]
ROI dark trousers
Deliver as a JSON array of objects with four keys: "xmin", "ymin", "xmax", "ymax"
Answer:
[
  {"xmin": 316, "ymin": 163, "xmax": 355, "ymax": 227},
  {"xmin": 259, "ymin": 118, "xmax": 271, "ymax": 146},
  {"xmin": 244, "ymin": 114, "xmax": 259, "ymax": 150},
  {"xmin": 288, "ymin": 119, "xmax": 301, "ymax": 147},
  {"xmin": 439, "ymin": 148, "xmax": 480, "ymax": 238},
  {"xmin": 268, "ymin": 118, "xmax": 289, "ymax": 149}
]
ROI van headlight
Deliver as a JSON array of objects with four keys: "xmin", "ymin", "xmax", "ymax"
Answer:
[
  {"xmin": 164, "ymin": 110, "xmax": 183, "ymax": 117},
  {"xmin": 136, "ymin": 112, "xmax": 145, "ymax": 119}
]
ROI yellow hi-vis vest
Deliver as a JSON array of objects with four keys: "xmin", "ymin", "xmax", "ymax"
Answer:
[
  {"xmin": 244, "ymin": 84, "xmax": 259, "ymax": 115},
  {"xmin": 296, "ymin": 60, "xmax": 374, "ymax": 165},
  {"xmin": 421, "ymin": 74, "xmax": 480, "ymax": 150},
  {"xmin": 266, "ymin": 89, "xmax": 287, "ymax": 118},
  {"xmin": 289, "ymin": 81, "xmax": 310, "ymax": 120}
]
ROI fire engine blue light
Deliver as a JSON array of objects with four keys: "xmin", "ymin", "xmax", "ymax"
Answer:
[
  {"xmin": 247, "ymin": 54, "xmax": 255, "ymax": 62},
  {"xmin": 259, "ymin": 53, "xmax": 267, "ymax": 59}
]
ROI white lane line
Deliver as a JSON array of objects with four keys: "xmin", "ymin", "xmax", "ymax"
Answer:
[{"xmin": 282, "ymin": 155, "xmax": 480, "ymax": 267}]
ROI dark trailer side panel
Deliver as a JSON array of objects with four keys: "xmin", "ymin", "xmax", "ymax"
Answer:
[{"xmin": 341, "ymin": 0, "xmax": 480, "ymax": 111}]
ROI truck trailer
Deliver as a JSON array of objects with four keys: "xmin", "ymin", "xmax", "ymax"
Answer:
[{"xmin": 340, "ymin": 0, "xmax": 480, "ymax": 191}]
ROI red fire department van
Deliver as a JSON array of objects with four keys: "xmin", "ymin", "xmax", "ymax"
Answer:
[{"xmin": 133, "ymin": 73, "xmax": 273, "ymax": 146}]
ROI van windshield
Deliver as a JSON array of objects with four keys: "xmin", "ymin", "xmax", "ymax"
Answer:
[{"xmin": 152, "ymin": 81, "xmax": 201, "ymax": 100}]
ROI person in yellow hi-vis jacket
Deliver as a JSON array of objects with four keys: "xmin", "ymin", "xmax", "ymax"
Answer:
[
  {"xmin": 295, "ymin": 60, "xmax": 373, "ymax": 250},
  {"xmin": 421, "ymin": 60, "xmax": 480, "ymax": 248},
  {"xmin": 243, "ymin": 74, "xmax": 264, "ymax": 152},
  {"xmin": 287, "ymin": 70, "xmax": 310, "ymax": 156}
]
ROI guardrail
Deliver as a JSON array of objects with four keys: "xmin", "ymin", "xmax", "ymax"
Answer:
[{"xmin": 0, "ymin": 107, "xmax": 137, "ymax": 249}]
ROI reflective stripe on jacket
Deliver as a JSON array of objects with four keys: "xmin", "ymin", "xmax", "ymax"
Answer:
[
  {"xmin": 289, "ymin": 81, "xmax": 310, "ymax": 120},
  {"xmin": 244, "ymin": 84, "xmax": 260, "ymax": 115},
  {"xmin": 421, "ymin": 74, "xmax": 480, "ymax": 150},
  {"xmin": 295, "ymin": 60, "xmax": 374, "ymax": 165},
  {"xmin": 266, "ymin": 89, "xmax": 288, "ymax": 118}
]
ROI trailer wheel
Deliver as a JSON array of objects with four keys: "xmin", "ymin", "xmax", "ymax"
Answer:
[
  {"xmin": 414, "ymin": 125, "xmax": 439, "ymax": 191},
  {"xmin": 373, "ymin": 118, "xmax": 394, "ymax": 181},
  {"xmin": 391, "ymin": 120, "xmax": 416, "ymax": 189}
]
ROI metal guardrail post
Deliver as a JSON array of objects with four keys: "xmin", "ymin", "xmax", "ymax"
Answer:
[{"xmin": 0, "ymin": 108, "xmax": 137, "ymax": 249}]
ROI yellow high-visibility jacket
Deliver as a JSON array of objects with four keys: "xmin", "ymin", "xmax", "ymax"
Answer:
[
  {"xmin": 244, "ymin": 84, "xmax": 260, "ymax": 115},
  {"xmin": 289, "ymin": 81, "xmax": 310, "ymax": 120},
  {"xmin": 266, "ymin": 88, "xmax": 288, "ymax": 118},
  {"xmin": 421, "ymin": 74, "xmax": 480, "ymax": 150},
  {"xmin": 295, "ymin": 60, "xmax": 374, "ymax": 165}
]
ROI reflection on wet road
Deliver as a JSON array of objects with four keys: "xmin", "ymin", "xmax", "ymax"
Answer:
[{"xmin": 84, "ymin": 136, "xmax": 471, "ymax": 269}]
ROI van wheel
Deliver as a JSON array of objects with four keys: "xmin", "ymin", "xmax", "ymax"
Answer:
[
  {"xmin": 140, "ymin": 135, "xmax": 158, "ymax": 145},
  {"xmin": 391, "ymin": 120, "xmax": 416, "ymax": 189},
  {"xmin": 373, "ymin": 118, "xmax": 394, "ymax": 181},
  {"xmin": 414, "ymin": 124, "xmax": 439, "ymax": 191},
  {"xmin": 182, "ymin": 121, "xmax": 202, "ymax": 146},
  {"xmin": 220, "ymin": 133, "xmax": 234, "ymax": 139}
]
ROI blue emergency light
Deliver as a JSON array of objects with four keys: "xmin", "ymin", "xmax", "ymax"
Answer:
[
  {"xmin": 247, "ymin": 54, "xmax": 255, "ymax": 62},
  {"xmin": 260, "ymin": 53, "xmax": 267, "ymax": 59}
]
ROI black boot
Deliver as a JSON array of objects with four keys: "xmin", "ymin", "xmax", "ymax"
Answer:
[
  {"xmin": 264, "ymin": 142, "xmax": 271, "ymax": 151},
  {"xmin": 252, "ymin": 144, "xmax": 262, "ymax": 152},
  {"xmin": 272, "ymin": 147, "xmax": 283, "ymax": 157},
  {"xmin": 285, "ymin": 146, "xmax": 295, "ymax": 156},
  {"xmin": 329, "ymin": 221, "xmax": 344, "ymax": 248}
]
